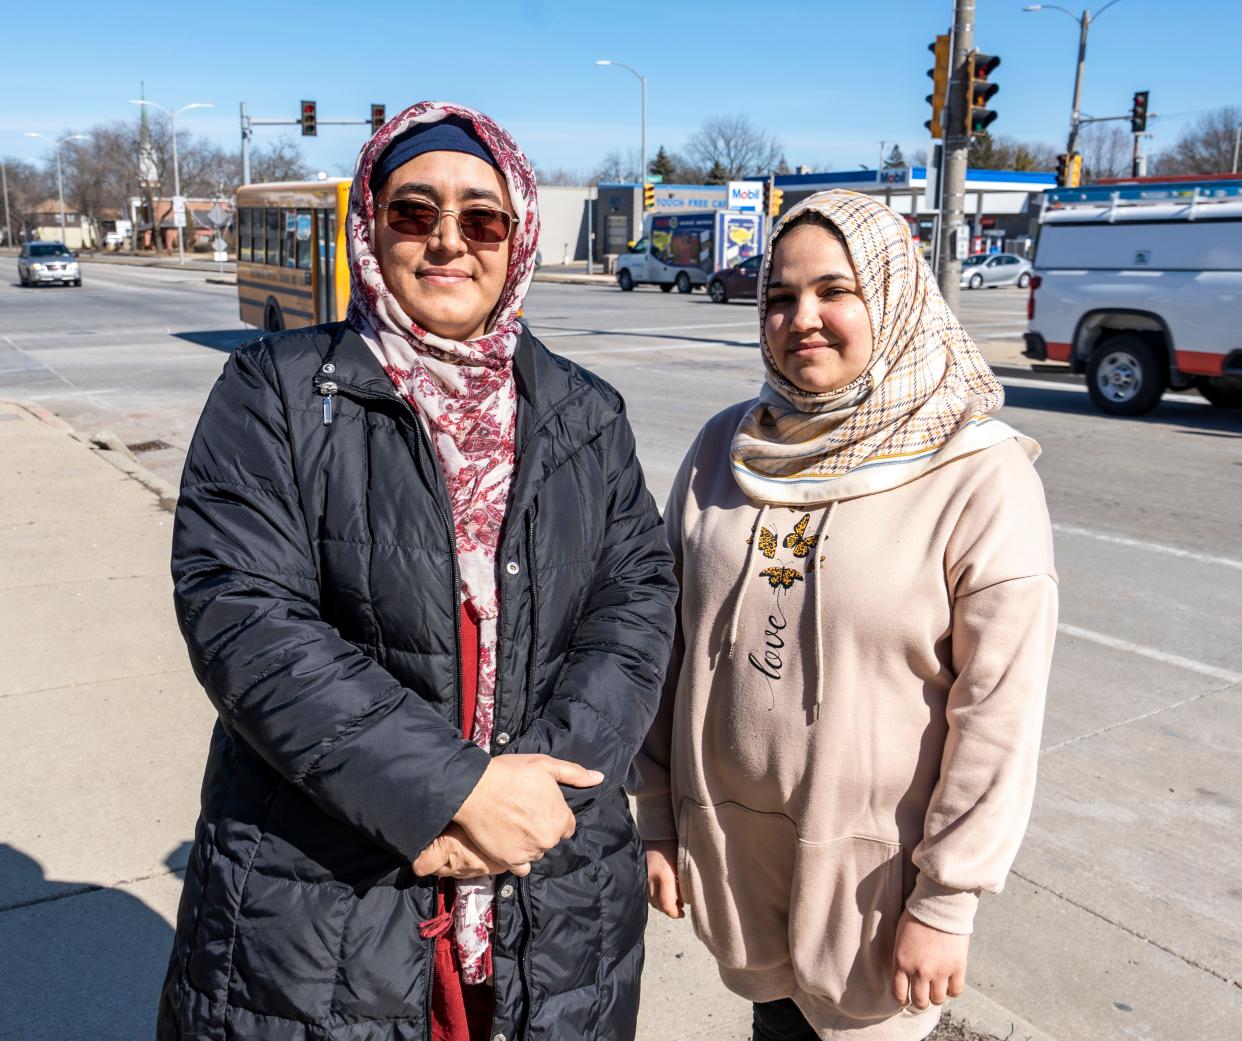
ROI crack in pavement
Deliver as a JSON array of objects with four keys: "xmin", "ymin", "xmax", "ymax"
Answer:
[{"xmin": 1009, "ymin": 869, "xmax": 1242, "ymax": 990}]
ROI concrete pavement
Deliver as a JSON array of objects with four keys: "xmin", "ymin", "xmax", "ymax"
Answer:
[{"xmin": 0, "ymin": 400, "xmax": 1044, "ymax": 1040}]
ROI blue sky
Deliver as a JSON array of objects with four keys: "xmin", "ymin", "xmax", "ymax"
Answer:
[{"xmin": 3, "ymin": 0, "xmax": 1238, "ymax": 178}]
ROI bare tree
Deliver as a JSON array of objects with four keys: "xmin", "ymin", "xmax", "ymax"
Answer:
[
  {"xmin": 533, "ymin": 166, "xmax": 588, "ymax": 187},
  {"xmin": 0, "ymin": 157, "xmax": 53, "ymax": 242},
  {"xmin": 1078, "ymin": 123, "xmax": 1132, "ymax": 180},
  {"xmin": 1152, "ymin": 105, "xmax": 1242, "ymax": 175},
  {"xmin": 248, "ymin": 136, "xmax": 313, "ymax": 183},
  {"xmin": 685, "ymin": 115, "xmax": 784, "ymax": 180},
  {"xmin": 592, "ymin": 148, "xmax": 641, "ymax": 184}
]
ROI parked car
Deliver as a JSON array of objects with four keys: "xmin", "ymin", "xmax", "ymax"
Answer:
[
  {"xmin": 18, "ymin": 242, "xmax": 81, "ymax": 287},
  {"xmin": 960, "ymin": 252, "xmax": 1031, "ymax": 290},
  {"xmin": 708, "ymin": 254, "xmax": 761, "ymax": 303},
  {"xmin": 1024, "ymin": 178, "xmax": 1242, "ymax": 415}
]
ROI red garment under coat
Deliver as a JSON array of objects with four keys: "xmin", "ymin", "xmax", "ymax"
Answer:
[{"xmin": 426, "ymin": 604, "xmax": 495, "ymax": 1041}]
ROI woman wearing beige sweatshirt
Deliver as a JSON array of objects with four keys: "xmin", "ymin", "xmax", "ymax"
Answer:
[{"xmin": 630, "ymin": 190, "xmax": 1058, "ymax": 1041}]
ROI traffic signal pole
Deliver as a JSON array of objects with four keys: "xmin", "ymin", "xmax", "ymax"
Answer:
[
  {"xmin": 938, "ymin": 0, "xmax": 974, "ymax": 313},
  {"xmin": 1065, "ymin": 9, "xmax": 1089, "ymax": 158}
]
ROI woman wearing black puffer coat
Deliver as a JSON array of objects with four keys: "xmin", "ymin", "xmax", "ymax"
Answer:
[{"xmin": 156, "ymin": 101, "xmax": 677, "ymax": 1041}]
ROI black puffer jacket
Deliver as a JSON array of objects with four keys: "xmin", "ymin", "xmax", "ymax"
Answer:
[{"xmin": 157, "ymin": 321, "xmax": 677, "ymax": 1041}]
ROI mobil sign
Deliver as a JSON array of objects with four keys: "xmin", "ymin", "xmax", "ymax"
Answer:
[{"xmin": 728, "ymin": 180, "xmax": 764, "ymax": 213}]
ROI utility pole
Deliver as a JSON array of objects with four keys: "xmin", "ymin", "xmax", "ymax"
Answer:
[
  {"xmin": 1233, "ymin": 125, "xmax": 1241, "ymax": 175},
  {"xmin": 240, "ymin": 101, "xmax": 252, "ymax": 186},
  {"xmin": 938, "ymin": 0, "xmax": 974, "ymax": 313},
  {"xmin": 1, "ymin": 160, "xmax": 12, "ymax": 248},
  {"xmin": 1065, "ymin": 9, "xmax": 1089, "ymax": 157}
]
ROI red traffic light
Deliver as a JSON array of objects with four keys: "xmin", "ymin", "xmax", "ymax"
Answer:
[
  {"xmin": 300, "ymin": 100, "xmax": 317, "ymax": 137},
  {"xmin": 371, "ymin": 104, "xmax": 386, "ymax": 133},
  {"xmin": 1130, "ymin": 91, "xmax": 1149, "ymax": 133}
]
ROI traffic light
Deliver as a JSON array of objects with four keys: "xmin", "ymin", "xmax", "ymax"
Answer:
[
  {"xmin": 643, "ymin": 182, "xmax": 655, "ymax": 210},
  {"xmin": 1130, "ymin": 91, "xmax": 1149, "ymax": 133},
  {"xmin": 925, "ymin": 34, "xmax": 950, "ymax": 139},
  {"xmin": 300, "ymin": 100, "xmax": 317, "ymax": 137},
  {"xmin": 966, "ymin": 51, "xmax": 1000, "ymax": 135},
  {"xmin": 1056, "ymin": 152, "xmax": 1083, "ymax": 188},
  {"xmin": 371, "ymin": 104, "xmax": 386, "ymax": 133},
  {"xmin": 770, "ymin": 187, "xmax": 784, "ymax": 217}
]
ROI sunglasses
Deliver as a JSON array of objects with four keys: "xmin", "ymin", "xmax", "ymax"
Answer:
[{"xmin": 376, "ymin": 199, "xmax": 517, "ymax": 244}]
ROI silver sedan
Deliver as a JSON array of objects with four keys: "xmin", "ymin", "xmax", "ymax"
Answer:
[{"xmin": 960, "ymin": 252, "xmax": 1031, "ymax": 290}]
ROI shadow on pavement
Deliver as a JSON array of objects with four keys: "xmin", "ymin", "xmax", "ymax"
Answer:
[
  {"xmin": 174, "ymin": 329, "xmax": 257, "ymax": 352},
  {"xmin": 0, "ymin": 842, "xmax": 186, "ymax": 1041},
  {"xmin": 1001, "ymin": 383, "xmax": 1242, "ymax": 434}
]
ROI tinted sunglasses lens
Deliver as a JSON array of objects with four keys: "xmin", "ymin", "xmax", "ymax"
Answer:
[
  {"xmin": 385, "ymin": 201, "xmax": 438, "ymax": 235},
  {"xmin": 458, "ymin": 208, "xmax": 512, "ymax": 244}
]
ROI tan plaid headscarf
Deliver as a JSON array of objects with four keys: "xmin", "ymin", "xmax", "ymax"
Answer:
[{"xmin": 731, "ymin": 190, "xmax": 1032, "ymax": 504}]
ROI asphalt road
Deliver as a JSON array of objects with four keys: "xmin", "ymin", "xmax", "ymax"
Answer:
[{"xmin": 2, "ymin": 262, "xmax": 1240, "ymax": 1040}]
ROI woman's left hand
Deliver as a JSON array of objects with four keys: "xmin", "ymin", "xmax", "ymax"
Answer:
[
  {"xmin": 413, "ymin": 823, "xmax": 510, "ymax": 879},
  {"xmin": 891, "ymin": 910, "xmax": 970, "ymax": 1010}
]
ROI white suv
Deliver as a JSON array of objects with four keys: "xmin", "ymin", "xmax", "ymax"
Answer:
[{"xmin": 1023, "ymin": 179, "xmax": 1242, "ymax": 415}]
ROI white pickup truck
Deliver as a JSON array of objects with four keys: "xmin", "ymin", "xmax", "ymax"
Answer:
[{"xmin": 1023, "ymin": 178, "xmax": 1242, "ymax": 415}]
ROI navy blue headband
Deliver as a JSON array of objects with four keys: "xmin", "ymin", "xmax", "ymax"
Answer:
[{"xmin": 370, "ymin": 116, "xmax": 499, "ymax": 193}]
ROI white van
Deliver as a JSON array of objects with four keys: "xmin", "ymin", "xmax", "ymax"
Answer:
[{"xmin": 1023, "ymin": 179, "xmax": 1242, "ymax": 415}]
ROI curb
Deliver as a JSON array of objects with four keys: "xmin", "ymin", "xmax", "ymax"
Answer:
[
  {"xmin": 532, "ymin": 272, "xmax": 615, "ymax": 286},
  {"xmin": 2, "ymin": 400, "xmax": 179, "ymax": 512},
  {"xmin": 949, "ymin": 986, "xmax": 1060, "ymax": 1041}
]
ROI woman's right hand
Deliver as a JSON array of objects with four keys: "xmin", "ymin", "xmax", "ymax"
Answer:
[
  {"xmin": 645, "ymin": 839, "xmax": 684, "ymax": 919},
  {"xmin": 453, "ymin": 754, "xmax": 603, "ymax": 875}
]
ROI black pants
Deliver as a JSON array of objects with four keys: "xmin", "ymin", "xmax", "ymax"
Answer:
[
  {"xmin": 753, "ymin": 1000, "xmax": 935, "ymax": 1041},
  {"xmin": 752, "ymin": 1000, "xmax": 818, "ymax": 1041}
]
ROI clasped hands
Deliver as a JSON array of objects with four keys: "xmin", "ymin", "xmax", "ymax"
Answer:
[{"xmin": 412, "ymin": 754, "xmax": 603, "ymax": 880}]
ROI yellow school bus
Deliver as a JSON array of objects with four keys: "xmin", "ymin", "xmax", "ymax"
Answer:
[{"xmin": 235, "ymin": 178, "xmax": 351, "ymax": 331}]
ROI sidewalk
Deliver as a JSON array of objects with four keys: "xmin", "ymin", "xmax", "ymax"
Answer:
[{"xmin": 0, "ymin": 400, "xmax": 1046, "ymax": 1041}]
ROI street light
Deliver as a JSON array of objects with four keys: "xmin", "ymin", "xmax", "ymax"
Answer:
[
  {"xmin": 25, "ymin": 132, "xmax": 90, "ymax": 249},
  {"xmin": 1024, "ymin": 1, "xmax": 1125, "ymax": 158},
  {"xmin": 595, "ymin": 59, "xmax": 647, "ymax": 196},
  {"xmin": 129, "ymin": 98, "xmax": 214, "ymax": 264}
]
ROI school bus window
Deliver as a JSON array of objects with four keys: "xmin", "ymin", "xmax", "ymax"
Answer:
[
  {"xmin": 296, "ymin": 211, "xmax": 313, "ymax": 270},
  {"xmin": 265, "ymin": 208, "xmax": 279, "ymax": 266},
  {"xmin": 284, "ymin": 212, "xmax": 297, "ymax": 268},
  {"xmin": 251, "ymin": 208, "xmax": 264, "ymax": 265},
  {"xmin": 238, "ymin": 208, "xmax": 251, "ymax": 263}
]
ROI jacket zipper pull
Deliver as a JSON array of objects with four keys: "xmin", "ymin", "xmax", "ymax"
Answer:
[{"xmin": 318, "ymin": 381, "xmax": 338, "ymax": 426}]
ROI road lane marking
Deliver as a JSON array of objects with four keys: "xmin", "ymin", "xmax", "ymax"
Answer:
[
  {"xmin": 1057, "ymin": 623, "xmax": 1242, "ymax": 685},
  {"xmin": 534, "ymin": 319, "xmax": 756, "ymax": 339},
  {"xmin": 997, "ymin": 374, "xmax": 1204, "ymax": 404},
  {"xmin": 1053, "ymin": 522, "xmax": 1242, "ymax": 572}
]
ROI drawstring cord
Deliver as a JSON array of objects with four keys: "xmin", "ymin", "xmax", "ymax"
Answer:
[
  {"xmin": 728, "ymin": 503, "xmax": 769, "ymax": 656},
  {"xmin": 811, "ymin": 502, "xmax": 838, "ymax": 719}
]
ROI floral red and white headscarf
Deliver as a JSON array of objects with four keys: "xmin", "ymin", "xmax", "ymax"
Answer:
[{"xmin": 346, "ymin": 100, "xmax": 541, "ymax": 984}]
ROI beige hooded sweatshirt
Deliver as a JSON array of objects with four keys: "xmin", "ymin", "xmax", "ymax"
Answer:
[
  {"xmin": 631, "ymin": 194, "xmax": 1059, "ymax": 1041},
  {"xmin": 631, "ymin": 409, "xmax": 1057, "ymax": 1040}
]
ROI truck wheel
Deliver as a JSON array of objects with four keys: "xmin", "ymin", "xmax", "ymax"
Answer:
[
  {"xmin": 1197, "ymin": 376, "xmax": 1242, "ymax": 408},
  {"xmin": 1086, "ymin": 336, "xmax": 1165, "ymax": 416},
  {"xmin": 617, "ymin": 269, "xmax": 634, "ymax": 292},
  {"xmin": 709, "ymin": 280, "xmax": 728, "ymax": 304},
  {"xmin": 659, "ymin": 283, "xmax": 674, "ymax": 293},
  {"xmin": 675, "ymin": 272, "xmax": 693, "ymax": 294}
]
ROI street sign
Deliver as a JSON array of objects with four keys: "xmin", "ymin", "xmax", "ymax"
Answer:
[
  {"xmin": 212, "ymin": 237, "xmax": 228, "ymax": 252},
  {"xmin": 171, "ymin": 195, "xmax": 186, "ymax": 215},
  {"xmin": 173, "ymin": 213, "xmax": 187, "ymax": 229},
  {"xmin": 727, "ymin": 180, "xmax": 764, "ymax": 213},
  {"xmin": 207, "ymin": 203, "xmax": 230, "ymax": 228},
  {"xmin": 213, "ymin": 250, "xmax": 228, "ymax": 262}
]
